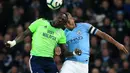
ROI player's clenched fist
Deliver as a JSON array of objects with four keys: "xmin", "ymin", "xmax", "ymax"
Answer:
[
  {"xmin": 6, "ymin": 40, "xmax": 16, "ymax": 48},
  {"xmin": 73, "ymin": 48, "xmax": 82, "ymax": 56}
]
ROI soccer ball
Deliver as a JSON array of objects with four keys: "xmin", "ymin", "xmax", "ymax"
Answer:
[{"xmin": 47, "ymin": 0, "xmax": 63, "ymax": 10}]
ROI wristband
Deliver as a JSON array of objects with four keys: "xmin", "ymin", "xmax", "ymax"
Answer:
[
  {"xmin": 12, "ymin": 40, "xmax": 16, "ymax": 46},
  {"xmin": 73, "ymin": 51, "xmax": 77, "ymax": 56},
  {"xmin": 7, "ymin": 40, "xmax": 16, "ymax": 47}
]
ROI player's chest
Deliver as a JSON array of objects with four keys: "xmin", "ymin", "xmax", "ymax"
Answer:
[
  {"xmin": 65, "ymin": 28, "xmax": 86, "ymax": 41},
  {"xmin": 36, "ymin": 26, "xmax": 61, "ymax": 40}
]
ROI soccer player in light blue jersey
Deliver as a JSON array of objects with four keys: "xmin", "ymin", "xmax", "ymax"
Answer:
[{"xmin": 60, "ymin": 12, "xmax": 128, "ymax": 73}]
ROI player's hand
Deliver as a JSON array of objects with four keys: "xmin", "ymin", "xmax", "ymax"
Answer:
[
  {"xmin": 116, "ymin": 43, "xmax": 129, "ymax": 54},
  {"xmin": 5, "ymin": 40, "xmax": 16, "ymax": 48},
  {"xmin": 55, "ymin": 47, "xmax": 61, "ymax": 56},
  {"xmin": 73, "ymin": 48, "xmax": 82, "ymax": 56}
]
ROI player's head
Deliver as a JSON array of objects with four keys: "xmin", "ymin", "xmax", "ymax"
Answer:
[
  {"xmin": 63, "ymin": 12, "xmax": 75, "ymax": 30},
  {"xmin": 53, "ymin": 12, "xmax": 75, "ymax": 29}
]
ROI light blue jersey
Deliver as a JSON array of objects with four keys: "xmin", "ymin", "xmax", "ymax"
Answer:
[{"xmin": 64, "ymin": 23, "xmax": 98, "ymax": 64}]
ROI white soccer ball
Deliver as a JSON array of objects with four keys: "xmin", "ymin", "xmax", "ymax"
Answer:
[{"xmin": 47, "ymin": 0, "xmax": 63, "ymax": 10}]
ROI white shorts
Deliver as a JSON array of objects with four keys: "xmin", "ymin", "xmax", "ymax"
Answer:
[{"xmin": 60, "ymin": 60, "xmax": 88, "ymax": 73}]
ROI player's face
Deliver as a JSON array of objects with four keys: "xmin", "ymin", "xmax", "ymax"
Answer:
[{"xmin": 65, "ymin": 14, "xmax": 75, "ymax": 30}]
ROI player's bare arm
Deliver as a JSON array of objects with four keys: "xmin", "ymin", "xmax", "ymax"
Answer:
[
  {"xmin": 15, "ymin": 29, "xmax": 32, "ymax": 43},
  {"xmin": 59, "ymin": 44, "xmax": 82, "ymax": 57},
  {"xmin": 96, "ymin": 30, "xmax": 129, "ymax": 54},
  {"xmin": 6, "ymin": 29, "xmax": 32, "ymax": 47}
]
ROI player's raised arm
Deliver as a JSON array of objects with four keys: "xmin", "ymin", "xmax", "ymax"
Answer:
[
  {"xmin": 6, "ymin": 29, "xmax": 32, "ymax": 48},
  {"xmin": 6, "ymin": 18, "xmax": 43, "ymax": 48},
  {"xmin": 96, "ymin": 29, "xmax": 129, "ymax": 54}
]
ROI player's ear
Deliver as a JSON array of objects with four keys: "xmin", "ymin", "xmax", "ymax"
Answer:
[
  {"xmin": 64, "ymin": 25, "xmax": 67, "ymax": 28},
  {"xmin": 64, "ymin": 23, "xmax": 68, "ymax": 28}
]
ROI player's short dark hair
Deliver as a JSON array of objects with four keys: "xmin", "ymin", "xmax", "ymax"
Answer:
[{"xmin": 53, "ymin": 12, "xmax": 70, "ymax": 28}]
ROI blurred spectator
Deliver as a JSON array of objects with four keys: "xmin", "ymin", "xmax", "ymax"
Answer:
[
  {"xmin": 0, "ymin": 70, "xmax": 3, "ymax": 73},
  {"xmin": 124, "ymin": 0, "xmax": 130, "ymax": 20},
  {"xmin": 101, "ymin": 48, "xmax": 113, "ymax": 73},
  {"xmin": 59, "ymin": 6, "xmax": 68, "ymax": 13},
  {"xmin": 65, "ymin": 0, "xmax": 84, "ymax": 13},
  {"xmin": 22, "ymin": 56, "xmax": 30, "ymax": 73},
  {"xmin": 24, "ymin": 22, "xmax": 30, "ymax": 30},
  {"xmin": 0, "ymin": 52, "xmax": 5, "ymax": 73},
  {"xmin": 6, "ymin": 26, "xmax": 15, "ymax": 38},
  {"xmin": 123, "ymin": 35, "xmax": 130, "ymax": 52},
  {"xmin": 7, "ymin": 65, "xmax": 19, "ymax": 73},
  {"xmin": 95, "ymin": 14, "xmax": 106, "ymax": 27},
  {"xmin": 94, "ymin": 59, "xmax": 102, "ymax": 70},
  {"xmin": 0, "ymin": 33, "xmax": 3, "ymax": 40},
  {"xmin": 120, "ymin": 53, "xmax": 128, "ymax": 65},
  {"xmin": 112, "ymin": 10, "xmax": 130, "ymax": 43},
  {"xmin": 112, "ymin": 0, "xmax": 124, "ymax": 18},
  {"xmin": 0, "ymin": 1, "xmax": 12, "ymax": 35},
  {"xmin": 91, "ymin": 68, "xmax": 100, "ymax": 73},
  {"xmin": 72, "ymin": 7, "xmax": 84, "ymax": 22},
  {"xmin": 16, "ymin": 25, "xmax": 23, "ymax": 36},
  {"xmin": 100, "ymin": 17, "xmax": 111, "ymax": 33},
  {"xmin": 4, "ymin": 34, "xmax": 11, "ymax": 43},
  {"xmin": 108, "ymin": 68, "xmax": 117, "ymax": 73},
  {"xmin": 24, "ymin": 35, "xmax": 31, "ymax": 43},
  {"xmin": 84, "ymin": 8, "xmax": 97, "ymax": 25},
  {"xmin": 31, "ymin": 0, "xmax": 40, "ymax": 9},
  {"xmin": 23, "ymin": 43, "xmax": 31, "ymax": 57},
  {"xmin": 90, "ymin": 47, "xmax": 95, "ymax": 63},
  {"xmin": 109, "ymin": 27, "xmax": 117, "ymax": 39},
  {"xmin": 108, "ymin": 27, "xmax": 120, "ymax": 60},
  {"xmin": 128, "ymin": 53, "xmax": 130, "ymax": 64},
  {"xmin": 100, "ymin": 40, "xmax": 108, "ymax": 50},
  {"xmin": 3, "ymin": 54, "xmax": 12, "ymax": 72},
  {"xmin": 113, "ymin": 62, "xmax": 120, "ymax": 73},
  {"xmin": 98, "ymin": 0, "xmax": 112, "ymax": 18},
  {"xmin": 90, "ymin": 36, "xmax": 100, "ymax": 57},
  {"xmin": 30, "ymin": 8, "xmax": 40, "ymax": 20},
  {"xmin": 13, "ymin": 53, "xmax": 23, "ymax": 66},
  {"xmin": 10, "ymin": 6, "xmax": 24, "ymax": 27},
  {"xmin": 0, "ymin": 33, "xmax": 4, "ymax": 50},
  {"xmin": 119, "ymin": 61, "xmax": 130, "ymax": 73}
]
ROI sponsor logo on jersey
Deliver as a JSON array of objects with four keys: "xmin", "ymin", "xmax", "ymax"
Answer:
[{"xmin": 77, "ymin": 30, "xmax": 81, "ymax": 35}]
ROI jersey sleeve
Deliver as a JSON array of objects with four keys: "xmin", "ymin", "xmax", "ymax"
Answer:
[
  {"xmin": 28, "ymin": 18, "xmax": 44, "ymax": 33},
  {"xmin": 83, "ymin": 23, "xmax": 98, "ymax": 35},
  {"xmin": 58, "ymin": 30, "xmax": 66, "ymax": 44}
]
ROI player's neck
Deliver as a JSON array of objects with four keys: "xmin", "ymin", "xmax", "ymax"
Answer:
[
  {"xmin": 68, "ymin": 24, "xmax": 76, "ymax": 31},
  {"xmin": 49, "ymin": 21, "xmax": 59, "ymax": 28}
]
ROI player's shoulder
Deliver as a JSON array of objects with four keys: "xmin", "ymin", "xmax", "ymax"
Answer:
[
  {"xmin": 35, "ymin": 18, "xmax": 48, "ymax": 22},
  {"xmin": 57, "ymin": 28, "xmax": 64, "ymax": 34},
  {"xmin": 76, "ymin": 22, "xmax": 92, "ymax": 28},
  {"xmin": 59, "ymin": 28, "xmax": 64, "ymax": 32},
  {"xmin": 64, "ymin": 28, "xmax": 70, "ymax": 33}
]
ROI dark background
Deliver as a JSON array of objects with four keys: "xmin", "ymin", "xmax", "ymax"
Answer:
[{"xmin": 0, "ymin": 0, "xmax": 130, "ymax": 73}]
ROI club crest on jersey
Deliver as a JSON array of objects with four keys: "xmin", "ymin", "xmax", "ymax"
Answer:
[
  {"xmin": 77, "ymin": 30, "xmax": 81, "ymax": 35},
  {"xmin": 44, "ymin": 26, "xmax": 47, "ymax": 28}
]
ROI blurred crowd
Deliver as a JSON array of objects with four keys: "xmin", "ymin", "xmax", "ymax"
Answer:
[{"xmin": 0, "ymin": 0, "xmax": 130, "ymax": 73}]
